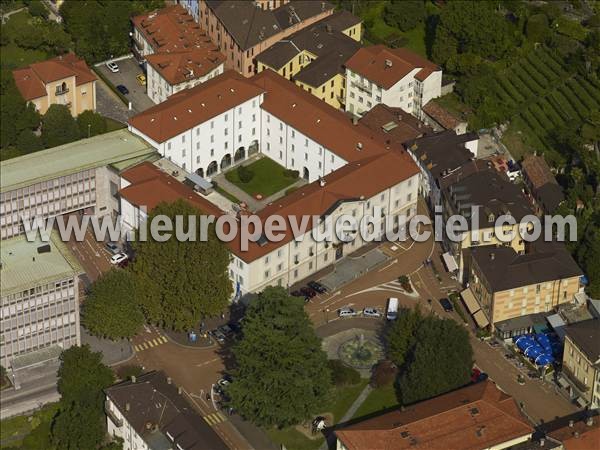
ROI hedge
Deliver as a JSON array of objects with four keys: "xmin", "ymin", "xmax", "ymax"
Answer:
[{"xmin": 567, "ymin": 78, "xmax": 596, "ymax": 111}]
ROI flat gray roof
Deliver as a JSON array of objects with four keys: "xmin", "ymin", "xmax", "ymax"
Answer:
[
  {"xmin": 0, "ymin": 231, "xmax": 83, "ymax": 296},
  {"xmin": 0, "ymin": 129, "xmax": 157, "ymax": 192}
]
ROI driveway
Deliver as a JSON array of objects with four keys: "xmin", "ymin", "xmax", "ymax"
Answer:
[{"xmin": 96, "ymin": 56, "xmax": 155, "ymax": 113}]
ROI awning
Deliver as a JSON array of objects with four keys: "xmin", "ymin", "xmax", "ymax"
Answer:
[
  {"xmin": 557, "ymin": 376, "xmax": 570, "ymax": 389},
  {"xmin": 461, "ymin": 288, "xmax": 481, "ymax": 314},
  {"xmin": 185, "ymin": 172, "xmax": 213, "ymax": 191},
  {"xmin": 442, "ymin": 252, "xmax": 459, "ymax": 272},
  {"xmin": 473, "ymin": 310, "xmax": 490, "ymax": 328},
  {"xmin": 576, "ymin": 397, "xmax": 588, "ymax": 408}
]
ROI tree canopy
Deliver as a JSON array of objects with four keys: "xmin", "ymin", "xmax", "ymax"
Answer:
[
  {"xmin": 386, "ymin": 311, "xmax": 473, "ymax": 405},
  {"xmin": 131, "ymin": 199, "xmax": 232, "ymax": 330},
  {"xmin": 60, "ymin": 0, "xmax": 164, "ymax": 63},
  {"xmin": 52, "ymin": 345, "xmax": 115, "ymax": 450},
  {"xmin": 82, "ymin": 269, "xmax": 145, "ymax": 340},
  {"xmin": 227, "ymin": 287, "xmax": 332, "ymax": 427},
  {"xmin": 77, "ymin": 110, "xmax": 108, "ymax": 138},
  {"xmin": 384, "ymin": 1, "xmax": 426, "ymax": 32},
  {"xmin": 41, "ymin": 104, "xmax": 80, "ymax": 148}
]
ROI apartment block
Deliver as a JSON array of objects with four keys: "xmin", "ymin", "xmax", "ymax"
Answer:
[
  {"xmin": 344, "ymin": 45, "xmax": 442, "ymax": 119},
  {"xmin": 0, "ymin": 130, "xmax": 157, "ymax": 240},
  {"xmin": 560, "ymin": 319, "xmax": 600, "ymax": 409},
  {"xmin": 256, "ymin": 11, "xmax": 361, "ymax": 109},
  {"xmin": 12, "ymin": 53, "xmax": 97, "ymax": 116},
  {"xmin": 198, "ymin": 0, "xmax": 334, "ymax": 77},
  {"xmin": 0, "ymin": 231, "xmax": 82, "ymax": 371},
  {"xmin": 464, "ymin": 243, "xmax": 582, "ymax": 330},
  {"xmin": 132, "ymin": 5, "xmax": 225, "ymax": 104}
]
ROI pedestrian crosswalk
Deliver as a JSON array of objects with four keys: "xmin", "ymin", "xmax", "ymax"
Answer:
[
  {"xmin": 134, "ymin": 335, "xmax": 168, "ymax": 352},
  {"xmin": 203, "ymin": 411, "xmax": 227, "ymax": 426}
]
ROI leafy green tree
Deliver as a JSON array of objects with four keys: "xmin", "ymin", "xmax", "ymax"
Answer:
[
  {"xmin": 41, "ymin": 104, "xmax": 80, "ymax": 148},
  {"xmin": 16, "ymin": 130, "xmax": 43, "ymax": 153},
  {"xmin": 52, "ymin": 345, "xmax": 115, "ymax": 450},
  {"xmin": 82, "ymin": 269, "xmax": 145, "ymax": 340},
  {"xmin": 386, "ymin": 307, "xmax": 422, "ymax": 367},
  {"xmin": 77, "ymin": 110, "xmax": 108, "ymax": 138},
  {"xmin": 526, "ymin": 14, "xmax": 550, "ymax": 43},
  {"xmin": 384, "ymin": 0, "xmax": 425, "ymax": 32},
  {"xmin": 28, "ymin": 1, "xmax": 49, "ymax": 19},
  {"xmin": 131, "ymin": 199, "xmax": 232, "ymax": 330},
  {"xmin": 432, "ymin": 0, "xmax": 519, "ymax": 68},
  {"xmin": 396, "ymin": 317, "xmax": 473, "ymax": 405},
  {"xmin": 227, "ymin": 287, "xmax": 332, "ymax": 427}
]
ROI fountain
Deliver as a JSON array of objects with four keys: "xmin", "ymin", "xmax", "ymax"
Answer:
[{"xmin": 338, "ymin": 333, "xmax": 383, "ymax": 370}]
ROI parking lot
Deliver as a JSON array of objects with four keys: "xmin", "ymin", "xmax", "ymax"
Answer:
[{"xmin": 95, "ymin": 56, "xmax": 155, "ymax": 113}]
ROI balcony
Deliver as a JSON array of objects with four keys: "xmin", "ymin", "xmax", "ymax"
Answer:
[
  {"xmin": 351, "ymin": 81, "xmax": 371, "ymax": 94},
  {"xmin": 104, "ymin": 400, "xmax": 123, "ymax": 427},
  {"xmin": 561, "ymin": 365, "xmax": 590, "ymax": 394},
  {"xmin": 55, "ymin": 87, "xmax": 69, "ymax": 96}
]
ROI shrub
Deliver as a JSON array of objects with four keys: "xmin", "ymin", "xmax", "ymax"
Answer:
[
  {"xmin": 237, "ymin": 165, "xmax": 254, "ymax": 183},
  {"xmin": 328, "ymin": 360, "xmax": 361, "ymax": 386},
  {"xmin": 283, "ymin": 169, "xmax": 299, "ymax": 178},
  {"xmin": 116, "ymin": 364, "xmax": 144, "ymax": 381},
  {"xmin": 370, "ymin": 360, "xmax": 397, "ymax": 388}
]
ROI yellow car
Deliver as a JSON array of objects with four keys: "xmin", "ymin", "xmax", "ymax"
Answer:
[{"xmin": 136, "ymin": 74, "xmax": 146, "ymax": 86}]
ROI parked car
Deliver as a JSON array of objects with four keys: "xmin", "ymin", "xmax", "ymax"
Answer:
[
  {"xmin": 300, "ymin": 287, "xmax": 317, "ymax": 299},
  {"xmin": 363, "ymin": 307, "xmax": 381, "ymax": 318},
  {"xmin": 291, "ymin": 290, "xmax": 304, "ymax": 298},
  {"xmin": 106, "ymin": 61, "xmax": 119, "ymax": 73},
  {"xmin": 136, "ymin": 73, "xmax": 146, "ymax": 86},
  {"xmin": 105, "ymin": 242, "xmax": 120, "ymax": 254},
  {"xmin": 471, "ymin": 368, "xmax": 488, "ymax": 383},
  {"xmin": 218, "ymin": 324, "xmax": 233, "ymax": 337},
  {"xmin": 210, "ymin": 329, "xmax": 226, "ymax": 344},
  {"xmin": 110, "ymin": 252, "xmax": 128, "ymax": 265},
  {"xmin": 308, "ymin": 281, "xmax": 327, "ymax": 293},
  {"xmin": 338, "ymin": 307, "xmax": 357, "ymax": 318},
  {"xmin": 116, "ymin": 84, "xmax": 129, "ymax": 95},
  {"xmin": 217, "ymin": 378, "xmax": 230, "ymax": 388},
  {"xmin": 439, "ymin": 298, "xmax": 453, "ymax": 312}
]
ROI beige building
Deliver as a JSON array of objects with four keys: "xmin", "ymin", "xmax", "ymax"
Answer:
[
  {"xmin": 464, "ymin": 243, "xmax": 582, "ymax": 330},
  {"xmin": 198, "ymin": 0, "xmax": 334, "ymax": 77},
  {"xmin": 12, "ymin": 53, "xmax": 97, "ymax": 116},
  {"xmin": 560, "ymin": 319, "xmax": 600, "ymax": 409}
]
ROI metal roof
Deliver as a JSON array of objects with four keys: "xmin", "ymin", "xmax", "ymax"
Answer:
[
  {"xmin": 0, "ymin": 231, "xmax": 83, "ymax": 296},
  {"xmin": 0, "ymin": 129, "xmax": 157, "ymax": 192}
]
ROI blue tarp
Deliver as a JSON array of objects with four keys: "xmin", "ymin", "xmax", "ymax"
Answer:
[{"xmin": 514, "ymin": 333, "xmax": 561, "ymax": 367}]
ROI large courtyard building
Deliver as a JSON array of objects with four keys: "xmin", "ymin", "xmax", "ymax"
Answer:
[
  {"xmin": 132, "ymin": 5, "xmax": 226, "ymax": 104},
  {"xmin": 12, "ymin": 53, "xmax": 97, "ymax": 116},
  {"xmin": 197, "ymin": 0, "xmax": 335, "ymax": 77},
  {"xmin": 124, "ymin": 68, "xmax": 420, "ymax": 297},
  {"xmin": 344, "ymin": 45, "xmax": 442, "ymax": 119},
  {"xmin": 0, "ymin": 231, "xmax": 82, "ymax": 372},
  {"xmin": 0, "ymin": 130, "xmax": 157, "ymax": 240}
]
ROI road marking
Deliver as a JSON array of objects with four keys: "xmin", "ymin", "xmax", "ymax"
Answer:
[
  {"xmin": 204, "ymin": 411, "xmax": 227, "ymax": 426},
  {"xmin": 147, "ymin": 340, "xmax": 155, "ymax": 348},
  {"xmin": 377, "ymin": 258, "xmax": 397, "ymax": 272}
]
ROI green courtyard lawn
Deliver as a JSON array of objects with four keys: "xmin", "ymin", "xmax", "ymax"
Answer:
[
  {"xmin": 351, "ymin": 383, "xmax": 399, "ymax": 420},
  {"xmin": 0, "ymin": 402, "xmax": 58, "ymax": 449},
  {"xmin": 267, "ymin": 379, "xmax": 369, "ymax": 450},
  {"xmin": 1, "ymin": 10, "xmax": 49, "ymax": 69},
  {"xmin": 225, "ymin": 157, "xmax": 298, "ymax": 198}
]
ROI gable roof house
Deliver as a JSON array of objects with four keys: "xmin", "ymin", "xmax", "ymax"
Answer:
[
  {"xmin": 521, "ymin": 154, "xmax": 565, "ymax": 215},
  {"xmin": 12, "ymin": 52, "xmax": 97, "ymax": 116}
]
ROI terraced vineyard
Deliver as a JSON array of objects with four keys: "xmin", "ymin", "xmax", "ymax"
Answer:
[{"xmin": 492, "ymin": 47, "xmax": 600, "ymax": 154}]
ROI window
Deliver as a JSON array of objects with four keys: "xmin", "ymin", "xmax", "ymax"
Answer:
[
  {"xmin": 358, "ymin": 96, "xmax": 363, "ymax": 104},
  {"xmin": 238, "ymin": 134, "xmax": 242, "ymax": 143},
  {"xmin": 264, "ymin": 256, "xmax": 270, "ymax": 264},
  {"xmin": 279, "ymin": 151, "xmax": 282, "ymax": 159},
  {"xmin": 330, "ymin": 155, "xmax": 334, "ymax": 163},
  {"xmin": 210, "ymin": 149, "xmax": 214, "ymax": 157},
  {"xmin": 182, "ymin": 149, "xmax": 186, "ymax": 157},
  {"xmin": 277, "ymin": 263, "xmax": 283, "ymax": 272},
  {"xmin": 291, "ymin": 130, "xmax": 295, "ymax": 138},
  {"xmin": 252, "ymin": 113, "xmax": 256, "ymax": 122},
  {"xmin": 367, "ymin": 101, "xmax": 372, "ymax": 108},
  {"xmin": 196, "ymin": 128, "xmax": 200, "ymax": 136},
  {"xmin": 210, "ymin": 135, "xmax": 214, "ymax": 143},
  {"xmin": 304, "ymin": 153, "xmax": 308, "ymax": 161},
  {"xmin": 264, "ymin": 270, "xmax": 270, "ymax": 279},
  {"xmin": 225, "ymin": 142, "xmax": 228, "ymax": 149},
  {"xmin": 238, "ymin": 107, "xmax": 242, "ymax": 114},
  {"xmin": 224, "ymin": 114, "xmax": 228, "ymax": 121},
  {"xmin": 167, "ymin": 142, "xmax": 172, "ymax": 150},
  {"xmin": 225, "ymin": 128, "xmax": 228, "ymax": 136},
  {"xmin": 350, "ymin": 91, "xmax": 355, "ymax": 99},
  {"xmin": 280, "ymin": 123, "xmax": 283, "ymax": 131},
  {"xmin": 305, "ymin": 138, "xmax": 308, "ymax": 147},
  {"xmin": 196, "ymin": 155, "xmax": 201, "ymax": 163},
  {"xmin": 291, "ymin": 144, "xmax": 295, "ymax": 152},
  {"xmin": 182, "ymin": 135, "xmax": 186, "ymax": 143},
  {"xmin": 277, "ymin": 249, "xmax": 283, "ymax": 258},
  {"xmin": 210, "ymin": 121, "xmax": 214, "ymax": 129},
  {"xmin": 238, "ymin": 121, "xmax": 242, "ymax": 128},
  {"xmin": 407, "ymin": 193, "xmax": 412, "ymax": 202},
  {"xmin": 252, "ymin": 128, "xmax": 256, "ymax": 136},
  {"xmin": 376, "ymin": 95, "xmax": 381, "ymax": 102}
]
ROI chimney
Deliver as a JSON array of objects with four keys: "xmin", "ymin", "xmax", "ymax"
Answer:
[
  {"xmin": 319, "ymin": 178, "xmax": 326, "ymax": 187},
  {"xmin": 131, "ymin": 375, "xmax": 136, "ymax": 383},
  {"xmin": 178, "ymin": 387, "xmax": 183, "ymax": 395},
  {"xmin": 574, "ymin": 431, "xmax": 580, "ymax": 438},
  {"xmin": 125, "ymin": 402, "xmax": 130, "ymax": 412},
  {"xmin": 167, "ymin": 377, "xmax": 172, "ymax": 384},
  {"xmin": 356, "ymin": 142, "xmax": 363, "ymax": 151},
  {"xmin": 569, "ymin": 420, "xmax": 574, "ymax": 428},
  {"xmin": 540, "ymin": 438, "xmax": 545, "ymax": 447},
  {"xmin": 385, "ymin": 59, "xmax": 393, "ymax": 68},
  {"xmin": 586, "ymin": 417, "xmax": 595, "ymax": 426},
  {"xmin": 352, "ymin": 116, "xmax": 358, "ymax": 125},
  {"xmin": 490, "ymin": 252, "xmax": 495, "ymax": 261}
]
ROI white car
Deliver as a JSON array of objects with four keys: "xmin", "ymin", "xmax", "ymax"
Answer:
[
  {"xmin": 110, "ymin": 252, "xmax": 128, "ymax": 265},
  {"xmin": 363, "ymin": 307, "xmax": 381, "ymax": 318},
  {"xmin": 106, "ymin": 61, "xmax": 119, "ymax": 73},
  {"xmin": 338, "ymin": 307, "xmax": 357, "ymax": 318}
]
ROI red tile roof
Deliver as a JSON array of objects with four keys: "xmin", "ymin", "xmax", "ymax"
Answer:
[
  {"xmin": 12, "ymin": 53, "xmax": 97, "ymax": 101},
  {"xmin": 345, "ymin": 45, "xmax": 440, "ymax": 89},
  {"xmin": 128, "ymin": 70, "xmax": 265, "ymax": 143},
  {"xmin": 422, "ymin": 101, "xmax": 463, "ymax": 130},
  {"xmin": 251, "ymin": 69, "xmax": 390, "ymax": 162},
  {"xmin": 146, "ymin": 49, "xmax": 225, "ymax": 85},
  {"xmin": 119, "ymin": 162, "xmax": 223, "ymax": 217},
  {"xmin": 547, "ymin": 416, "xmax": 600, "ymax": 450},
  {"xmin": 335, "ymin": 381, "xmax": 533, "ymax": 450}
]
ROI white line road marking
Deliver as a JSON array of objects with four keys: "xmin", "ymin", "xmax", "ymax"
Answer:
[
  {"xmin": 195, "ymin": 357, "xmax": 221, "ymax": 368},
  {"xmin": 377, "ymin": 258, "xmax": 397, "ymax": 272}
]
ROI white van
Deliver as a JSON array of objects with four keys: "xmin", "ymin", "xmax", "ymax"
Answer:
[{"xmin": 386, "ymin": 297, "xmax": 398, "ymax": 320}]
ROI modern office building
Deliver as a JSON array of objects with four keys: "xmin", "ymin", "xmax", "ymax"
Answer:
[
  {"xmin": 0, "ymin": 231, "xmax": 83, "ymax": 372},
  {"xmin": 0, "ymin": 129, "xmax": 157, "ymax": 240}
]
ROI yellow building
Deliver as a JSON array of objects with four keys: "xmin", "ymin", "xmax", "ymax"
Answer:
[
  {"xmin": 463, "ymin": 243, "xmax": 582, "ymax": 331},
  {"xmin": 560, "ymin": 319, "xmax": 600, "ymax": 408},
  {"xmin": 256, "ymin": 10, "xmax": 361, "ymax": 109},
  {"xmin": 12, "ymin": 53, "xmax": 97, "ymax": 116}
]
